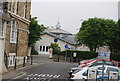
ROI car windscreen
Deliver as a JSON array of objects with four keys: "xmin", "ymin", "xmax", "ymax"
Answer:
[{"xmin": 106, "ymin": 67, "xmax": 118, "ymax": 72}]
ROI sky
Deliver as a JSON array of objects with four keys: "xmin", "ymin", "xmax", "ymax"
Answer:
[{"xmin": 31, "ymin": 0, "xmax": 119, "ymax": 34}]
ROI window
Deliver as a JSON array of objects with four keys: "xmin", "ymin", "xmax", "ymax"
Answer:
[
  {"xmin": 83, "ymin": 71, "xmax": 87, "ymax": 76},
  {"xmin": 43, "ymin": 46, "xmax": 45, "ymax": 52},
  {"xmin": 46, "ymin": 46, "xmax": 48, "ymax": 52},
  {"xmin": 0, "ymin": 1, "xmax": 3, "ymax": 13},
  {"xmin": 10, "ymin": 21, "xmax": 17, "ymax": 43},
  {"xmin": 40, "ymin": 46, "xmax": 42, "ymax": 51},
  {"xmin": 0, "ymin": 20, "xmax": 3, "ymax": 37},
  {"xmin": 8, "ymin": 53, "xmax": 16, "ymax": 67},
  {"xmin": 98, "ymin": 67, "xmax": 105, "ymax": 70},
  {"xmin": 14, "ymin": 0, "xmax": 18, "ymax": 14},
  {"xmin": 107, "ymin": 67, "xmax": 118, "ymax": 72},
  {"xmin": 23, "ymin": 0, "xmax": 26, "ymax": 18}
]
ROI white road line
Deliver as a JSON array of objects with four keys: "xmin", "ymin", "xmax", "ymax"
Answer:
[
  {"xmin": 41, "ymin": 74, "xmax": 46, "ymax": 77},
  {"xmin": 53, "ymin": 75, "xmax": 60, "ymax": 78},
  {"xmin": 28, "ymin": 74, "xmax": 33, "ymax": 76},
  {"xmin": 49, "ymin": 75, "xmax": 53, "ymax": 78},
  {"xmin": 38, "ymin": 74, "xmax": 43, "ymax": 77},
  {"xmin": 35, "ymin": 74, "xmax": 38, "ymax": 76},
  {"xmin": 48, "ymin": 78, "xmax": 52, "ymax": 81}
]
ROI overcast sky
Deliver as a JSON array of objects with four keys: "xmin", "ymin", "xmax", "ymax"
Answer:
[{"xmin": 31, "ymin": 0, "xmax": 119, "ymax": 34}]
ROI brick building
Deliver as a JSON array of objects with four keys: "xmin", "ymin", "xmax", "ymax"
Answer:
[{"xmin": 0, "ymin": 0, "xmax": 31, "ymax": 72}]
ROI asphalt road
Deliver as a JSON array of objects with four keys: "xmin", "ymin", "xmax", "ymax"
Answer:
[{"xmin": 11, "ymin": 55, "xmax": 78, "ymax": 81}]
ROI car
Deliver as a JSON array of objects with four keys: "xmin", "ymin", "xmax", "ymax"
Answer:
[
  {"xmin": 68, "ymin": 67, "xmax": 82, "ymax": 78},
  {"xmin": 79, "ymin": 58, "xmax": 120, "ymax": 68},
  {"xmin": 70, "ymin": 65, "xmax": 119, "ymax": 81}
]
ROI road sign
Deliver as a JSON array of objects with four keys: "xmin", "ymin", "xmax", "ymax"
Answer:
[
  {"xmin": 73, "ymin": 52, "xmax": 77, "ymax": 57},
  {"xmin": 54, "ymin": 39, "xmax": 58, "ymax": 43},
  {"xmin": 98, "ymin": 52, "xmax": 110, "ymax": 60},
  {"xmin": 64, "ymin": 44, "xmax": 68, "ymax": 48},
  {"xmin": 104, "ymin": 52, "xmax": 107, "ymax": 57}
]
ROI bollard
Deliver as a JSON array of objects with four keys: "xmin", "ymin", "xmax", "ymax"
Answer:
[
  {"xmin": 14, "ymin": 59, "xmax": 17, "ymax": 69},
  {"xmin": 31, "ymin": 55, "xmax": 33, "ymax": 65},
  {"xmin": 23, "ymin": 57, "xmax": 25, "ymax": 67},
  {"xmin": 6, "ymin": 56, "xmax": 8, "ymax": 69}
]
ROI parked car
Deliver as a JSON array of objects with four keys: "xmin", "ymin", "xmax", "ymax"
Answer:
[
  {"xmin": 70, "ymin": 65, "xmax": 119, "ymax": 81},
  {"xmin": 68, "ymin": 67, "xmax": 82, "ymax": 78},
  {"xmin": 79, "ymin": 59, "xmax": 120, "ymax": 68}
]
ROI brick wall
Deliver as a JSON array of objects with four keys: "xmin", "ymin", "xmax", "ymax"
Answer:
[{"xmin": 5, "ymin": 0, "xmax": 31, "ymax": 60}]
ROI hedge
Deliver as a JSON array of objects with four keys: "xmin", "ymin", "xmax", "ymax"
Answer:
[
  {"xmin": 60, "ymin": 50, "xmax": 98, "ymax": 60},
  {"xmin": 110, "ymin": 53, "xmax": 120, "ymax": 61},
  {"xmin": 59, "ymin": 50, "xmax": 120, "ymax": 61}
]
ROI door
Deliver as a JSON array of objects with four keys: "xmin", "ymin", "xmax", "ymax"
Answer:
[{"xmin": 8, "ymin": 53, "xmax": 16, "ymax": 67}]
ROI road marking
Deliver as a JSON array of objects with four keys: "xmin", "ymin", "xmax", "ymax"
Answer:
[
  {"xmin": 49, "ymin": 74, "xmax": 53, "ymax": 78},
  {"xmin": 53, "ymin": 75, "xmax": 60, "ymax": 78},
  {"xmin": 24, "ymin": 73, "xmax": 61, "ymax": 81},
  {"xmin": 28, "ymin": 74, "xmax": 33, "ymax": 76}
]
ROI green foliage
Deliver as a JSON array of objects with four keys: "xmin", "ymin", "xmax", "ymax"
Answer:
[
  {"xmin": 76, "ymin": 17, "xmax": 116, "ymax": 52},
  {"xmin": 61, "ymin": 50, "xmax": 98, "ymax": 60},
  {"xmin": 31, "ymin": 48, "xmax": 38, "ymax": 55},
  {"xmin": 28, "ymin": 17, "xmax": 46, "ymax": 46},
  {"xmin": 108, "ymin": 19, "xmax": 120, "ymax": 53},
  {"xmin": 110, "ymin": 53, "xmax": 120, "ymax": 61},
  {"xmin": 48, "ymin": 43, "xmax": 61, "ymax": 55}
]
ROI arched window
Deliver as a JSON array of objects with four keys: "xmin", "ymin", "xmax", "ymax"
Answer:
[{"xmin": 10, "ymin": 20, "xmax": 18, "ymax": 43}]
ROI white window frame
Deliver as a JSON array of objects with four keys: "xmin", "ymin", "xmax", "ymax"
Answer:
[
  {"xmin": 10, "ymin": 21, "xmax": 18, "ymax": 43},
  {"xmin": 14, "ymin": 0, "xmax": 18, "ymax": 14},
  {"xmin": 8, "ymin": 53, "xmax": 16, "ymax": 67},
  {"xmin": 23, "ymin": 0, "xmax": 26, "ymax": 18},
  {"xmin": 0, "ymin": 20, "xmax": 4, "ymax": 38},
  {"xmin": 0, "ymin": 1, "xmax": 3, "ymax": 13}
]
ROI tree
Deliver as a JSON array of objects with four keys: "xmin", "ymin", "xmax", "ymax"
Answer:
[
  {"xmin": 48, "ymin": 43, "xmax": 61, "ymax": 55},
  {"xmin": 108, "ymin": 19, "xmax": 120, "ymax": 53},
  {"xmin": 76, "ymin": 18, "xmax": 116, "ymax": 52},
  {"xmin": 28, "ymin": 17, "xmax": 46, "ymax": 46}
]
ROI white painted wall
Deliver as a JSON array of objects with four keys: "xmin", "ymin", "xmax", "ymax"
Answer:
[
  {"xmin": 0, "ymin": 22, "xmax": 7, "ymax": 74},
  {"xmin": 34, "ymin": 34, "xmax": 76, "ymax": 54},
  {"xmin": 0, "ymin": 38, "xmax": 4, "ymax": 74}
]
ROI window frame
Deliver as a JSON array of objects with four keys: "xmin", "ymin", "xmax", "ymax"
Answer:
[
  {"xmin": 14, "ymin": 0, "xmax": 18, "ymax": 14},
  {"xmin": 10, "ymin": 20, "xmax": 18, "ymax": 43},
  {"xmin": 0, "ymin": 20, "xmax": 4, "ymax": 38},
  {"xmin": 23, "ymin": 0, "xmax": 27, "ymax": 18}
]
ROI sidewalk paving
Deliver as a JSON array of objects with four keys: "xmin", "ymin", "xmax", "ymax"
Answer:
[{"xmin": 2, "ymin": 62, "xmax": 39, "ymax": 79}]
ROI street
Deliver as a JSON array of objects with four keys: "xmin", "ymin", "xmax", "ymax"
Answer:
[{"xmin": 3, "ymin": 55, "xmax": 78, "ymax": 81}]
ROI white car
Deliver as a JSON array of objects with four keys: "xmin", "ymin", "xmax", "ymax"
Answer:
[{"xmin": 70, "ymin": 65, "xmax": 119, "ymax": 81}]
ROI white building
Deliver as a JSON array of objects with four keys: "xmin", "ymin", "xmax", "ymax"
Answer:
[{"xmin": 34, "ymin": 21, "xmax": 90, "ymax": 55}]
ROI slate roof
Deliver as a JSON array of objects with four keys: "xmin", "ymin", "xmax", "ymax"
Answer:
[{"xmin": 44, "ymin": 32, "xmax": 76, "ymax": 46}]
